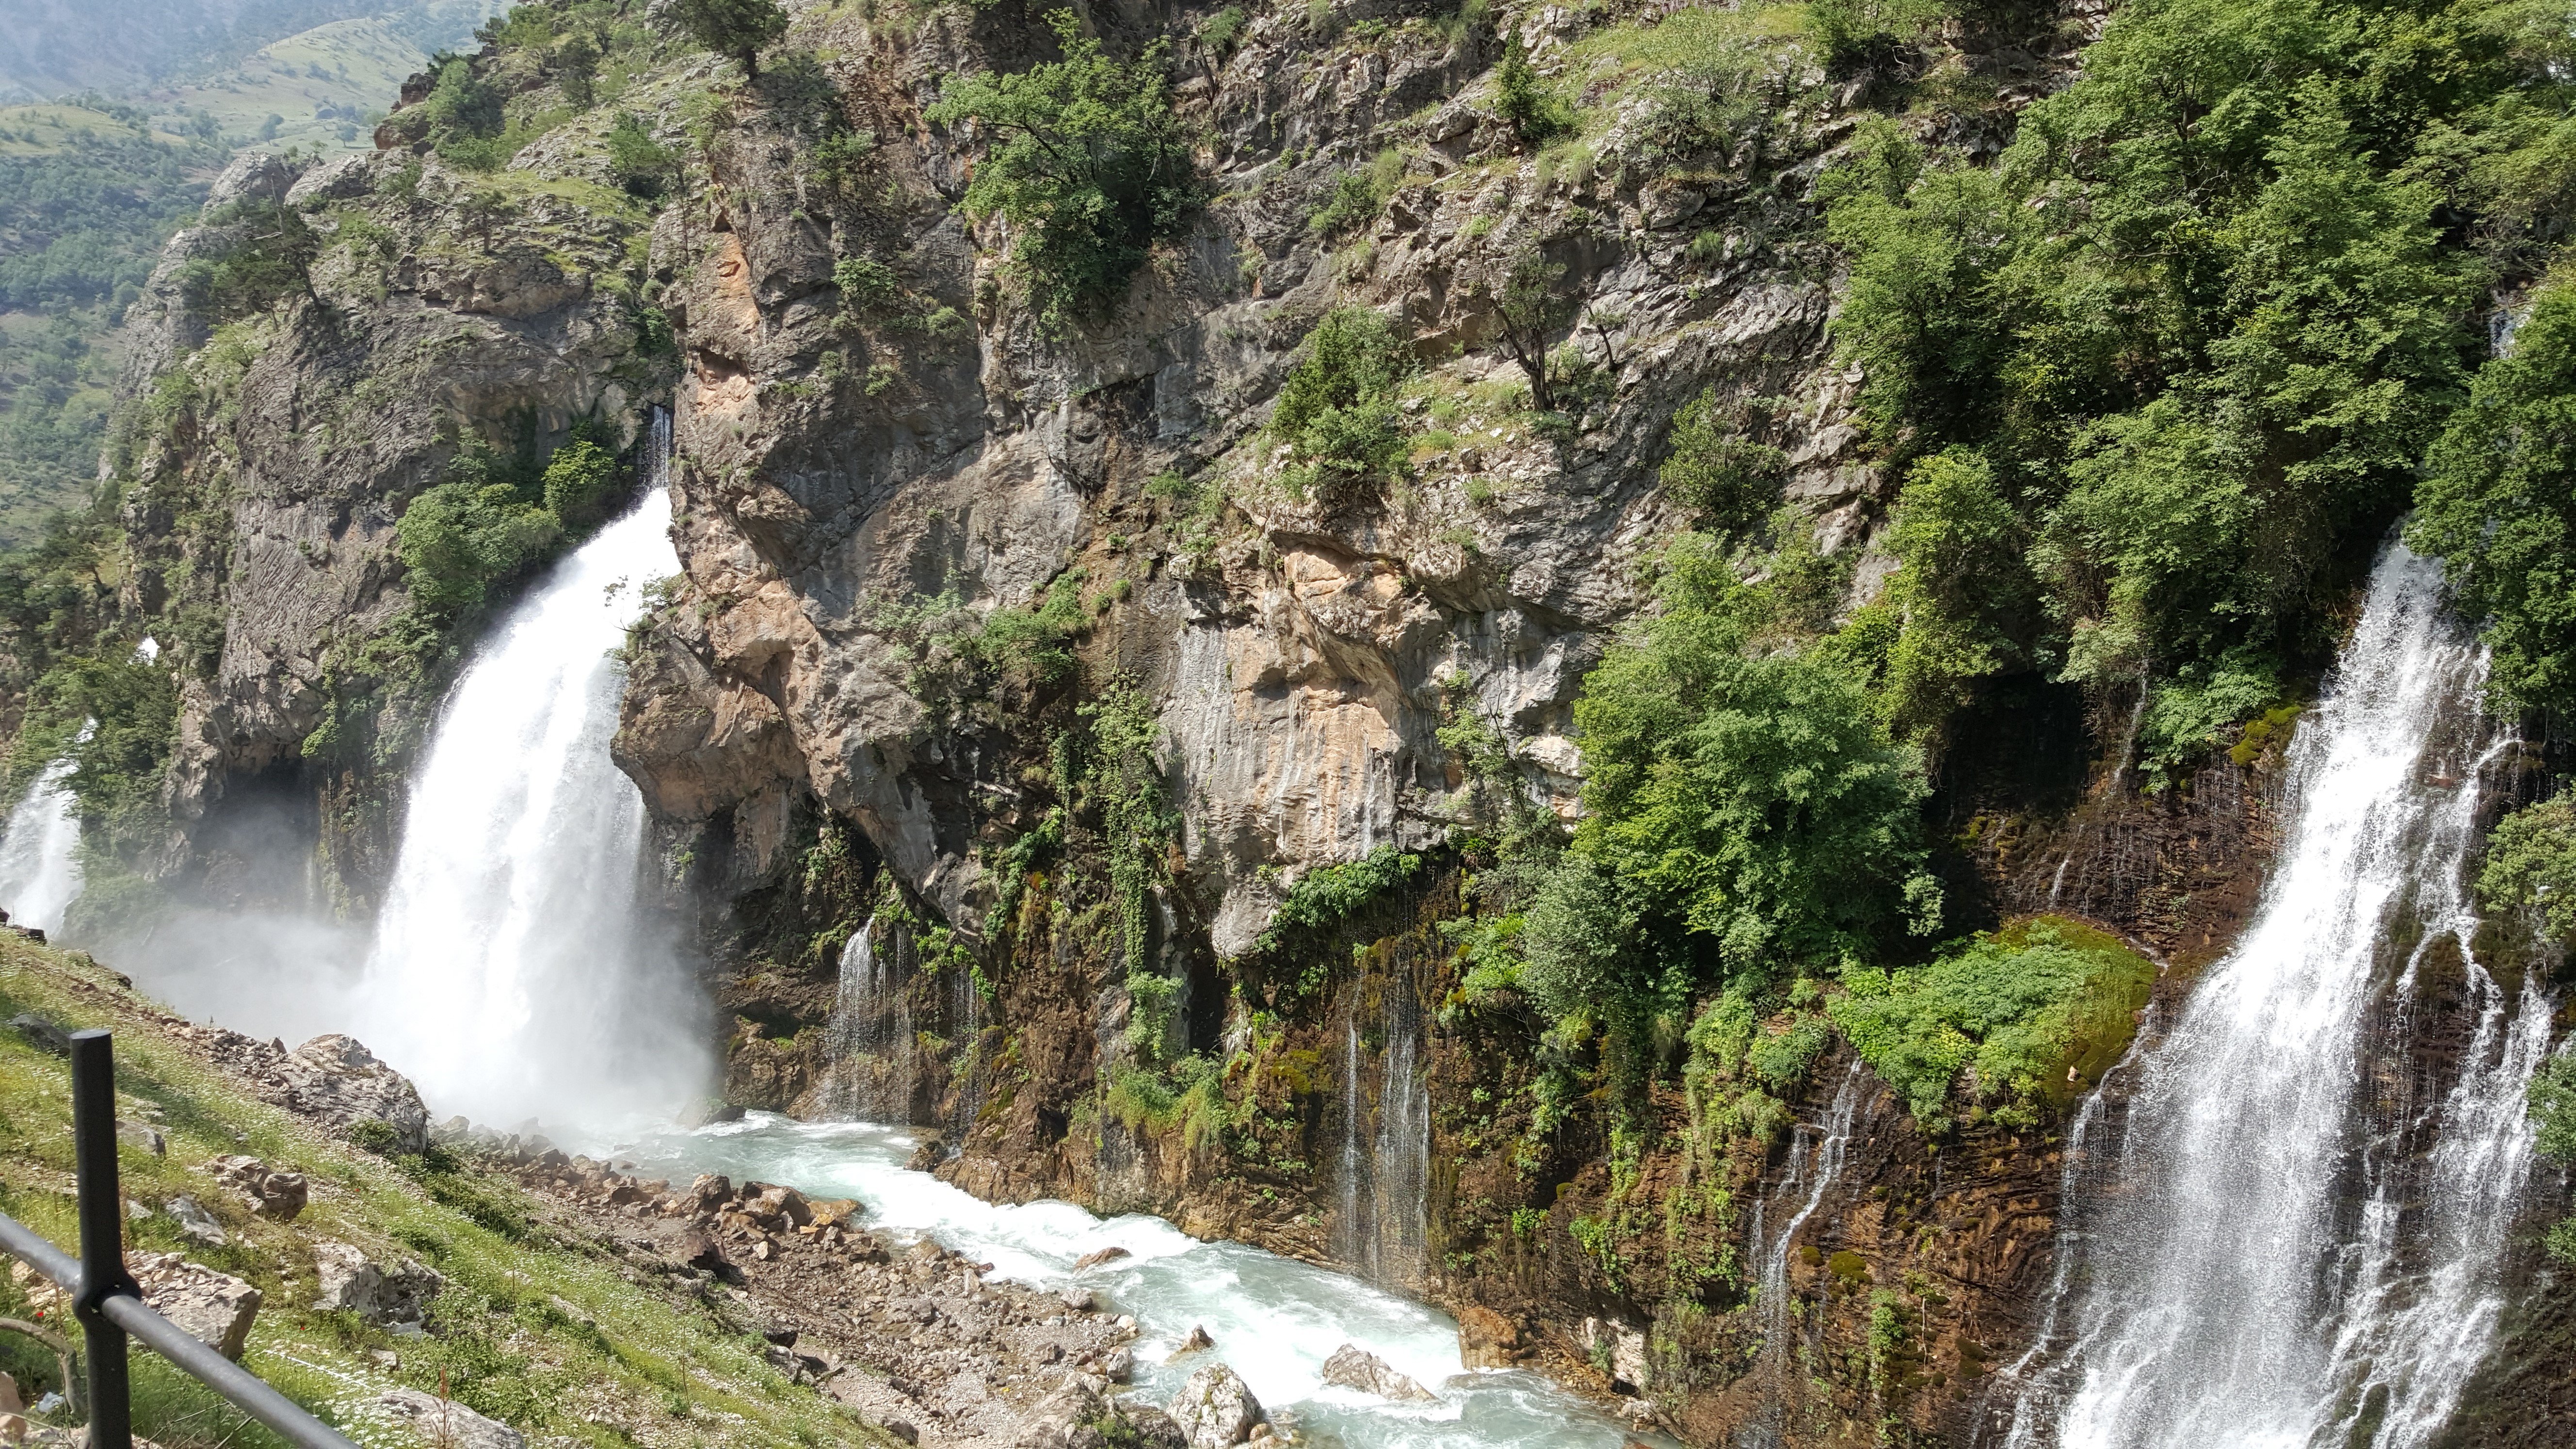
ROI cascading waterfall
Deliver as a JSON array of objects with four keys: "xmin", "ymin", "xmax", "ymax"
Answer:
[
  {"xmin": 1995, "ymin": 541, "xmax": 2556, "ymax": 1449},
  {"xmin": 357, "ymin": 414, "xmax": 710, "ymax": 1128},
  {"xmin": 1736, "ymin": 1061, "xmax": 1866, "ymax": 1449},
  {"xmin": 824, "ymin": 921, "xmax": 917, "ymax": 1121},
  {"xmin": 0, "ymin": 750, "xmax": 82, "ymax": 935},
  {"xmin": 1335, "ymin": 959, "xmax": 1433, "ymax": 1288}
]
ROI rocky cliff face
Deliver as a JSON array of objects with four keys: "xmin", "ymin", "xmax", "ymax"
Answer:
[{"xmin": 106, "ymin": 138, "xmax": 664, "ymax": 919}]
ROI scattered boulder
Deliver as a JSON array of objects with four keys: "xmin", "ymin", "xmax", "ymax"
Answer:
[
  {"xmin": 1060, "ymin": 1287, "xmax": 1096, "ymax": 1312},
  {"xmin": 116, "ymin": 1120, "xmax": 166, "ymax": 1157},
  {"xmin": 311, "ymin": 1240, "xmax": 442, "ymax": 1331},
  {"xmin": 1166, "ymin": 1363, "xmax": 1264, "ymax": 1449},
  {"xmin": 8, "ymin": 1015, "xmax": 67, "ymax": 1055},
  {"xmin": 1015, "ymin": 1380, "xmax": 1187, "ymax": 1449},
  {"xmin": 1165, "ymin": 1324, "xmax": 1215, "ymax": 1363},
  {"xmin": 1074, "ymin": 1245, "xmax": 1131, "ymax": 1271},
  {"xmin": 369, "ymin": 1389, "xmax": 524, "ymax": 1449},
  {"xmin": 1320, "ymin": 1343, "xmax": 1435, "ymax": 1402},
  {"xmin": 206, "ymin": 1156, "xmax": 307, "ymax": 1220},
  {"xmin": 1456, "ymin": 1304, "xmax": 1522, "ymax": 1368},
  {"xmin": 130, "ymin": 1253, "xmax": 261, "ymax": 1360},
  {"xmin": 279, "ymin": 1035, "xmax": 431, "ymax": 1153},
  {"xmin": 163, "ymin": 1195, "xmax": 226, "ymax": 1248},
  {"xmin": 1098, "ymin": 1346, "xmax": 1134, "ymax": 1383}
]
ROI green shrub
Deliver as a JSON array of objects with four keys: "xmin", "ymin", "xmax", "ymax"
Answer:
[
  {"xmin": 2478, "ymin": 794, "xmax": 2576, "ymax": 937},
  {"xmin": 540, "ymin": 438, "xmax": 617, "ymax": 527},
  {"xmin": 1659, "ymin": 387, "xmax": 1785, "ymax": 536},
  {"xmin": 658, "ymin": 0, "xmax": 790, "ymax": 78},
  {"xmin": 1872, "ymin": 447, "xmax": 2035, "ymax": 750},
  {"xmin": 1198, "ymin": 4, "xmax": 1247, "ymax": 56},
  {"xmin": 1309, "ymin": 149, "xmax": 1402, "ymax": 237},
  {"xmin": 2532, "ymin": 1049, "xmax": 2576, "ymax": 1263},
  {"xmin": 1253, "ymin": 845, "xmax": 1420, "ymax": 956},
  {"xmin": 1494, "ymin": 36, "xmax": 1572, "ymax": 147},
  {"xmin": 604, "ymin": 113, "xmax": 679, "ymax": 198},
  {"xmin": 925, "ymin": 11, "xmax": 1202, "ymax": 330},
  {"xmin": 1827, "ymin": 916, "xmax": 2155, "ymax": 1133},
  {"xmin": 1272, "ymin": 307, "xmax": 1413, "ymax": 510},
  {"xmin": 183, "ymin": 199, "xmax": 318, "ymax": 320}
]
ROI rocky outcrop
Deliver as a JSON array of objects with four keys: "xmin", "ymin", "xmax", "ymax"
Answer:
[
  {"xmin": 276, "ymin": 1034, "xmax": 432, "ymax": 1151},
  {"xmin": 312, "ymin": 1240, "xmax": 443, "ymax": 1332},
  {"xmin": 1164, "ymin": 1364, "xmax": 1265, "ymax": 1449},
  {"xmin": 368, "ymin": 1389, "xmax": 526, "ymax": 1449},
  {"xmin": 1319, "ymin": 1343, "xmax": 1433, "ymax": 1402},
  {"xmin": 130, "ymin": 1252, "xmax": 262, "ymax": 1360}
]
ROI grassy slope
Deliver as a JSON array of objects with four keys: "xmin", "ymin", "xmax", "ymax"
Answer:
[
  {"xmin": 0, "ymin": 935, "xmax": 891, "ymax": 1449},
  {"xmin": 147, "ymin": 17, "xmax": 445, "ymax": 152}
]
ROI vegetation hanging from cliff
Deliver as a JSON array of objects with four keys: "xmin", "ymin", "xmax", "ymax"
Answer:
[
  {"xmin": 1818, "ymin": 0, "xmax": 2576, "ymax": 757},
  {"xmin": 926, "ymin": 10, "xmax": 1202, "ymax": 330},
  {"xmin": 1272, "ymin": 307, "xmax": 1415, "ymax": 511}
]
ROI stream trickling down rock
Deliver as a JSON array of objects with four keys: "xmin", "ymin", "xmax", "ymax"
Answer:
[{"xmin": 1988, "ymin": 542, "xmax": 2559, "ymax": 1449}]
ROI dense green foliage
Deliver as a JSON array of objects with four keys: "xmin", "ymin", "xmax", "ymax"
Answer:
[
  {"xmin": 1828, "ymin": 917, "xmax": 2155, "ymax": 1131},
  {"xmin": 1659, "ymin": 388, "xmax": 1787, "ymax": 538},
  {"xmin": 180, "ymin": 198, "xmax": 321, "ymax": 319},
  {"xmin": 1253, "ymin": 845, "xmax": 1421, "ymax": 958},
  {"xmin": 1494, "ymin": 35, "xmax": 1573, "ymax": 147},
  {"xmin": 1272, "ymin": 307, "xmax": 1414, "ymax": 510},
  {"xmin": 2477, "ymin": 794, "xmax": 2576, "ymax": 936},
  {"xmin": 2415, "ymin": 285, "xmax": 2576, "ymax": 712},
  {"xmin": 1818, "ymin": 0, "xmax": 2576, "ymax": 760},
  {"xmin": 394, "ymin": 429, "xmax": 628, "ymax": 618},
  {"xmin": 2531, "ymin": 1048, "xmax": 2576, "ymax": 1262},
  {"xmin": 926, "ymin": 11, "xmax": 1201, "ymax": 330}
]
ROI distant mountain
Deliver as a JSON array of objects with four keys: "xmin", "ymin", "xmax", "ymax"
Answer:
[{"xmin": 0, "ymin": 0, "xmax": 494, "ymax": 103}]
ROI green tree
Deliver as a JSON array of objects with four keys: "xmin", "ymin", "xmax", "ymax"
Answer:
[
  {"xmin": 2414, "ymin": 284, "xmax": 2576, "ymax": 712},
  {"xmin": 1491, "ymin": 245, "xmax": 1570, "ymax": 412},
  {"xmin": 605, "ymin": 113, "xmax": 679, "ymax": 198},
  {"xmin": 925, "ymin": 11, "xmax": 1201, "ymax": 330},
  {"xmin": 1493, "ymin": 35, "xmax": 1570, "ymax": 147},
  {"xmin": 658, "ymin": 0, "xmax": 789, "ymax": 79},
  {"xmin": 540, "ymin": 438, "xmax": 617, "ymax": 527},
  {"xmin": 1271, "ymin": 307, "xmax": 1413, "ymax": 511},
  {"xmin": 1871, "ymin": 447, "xmax": 2034, "ymax": 748}
]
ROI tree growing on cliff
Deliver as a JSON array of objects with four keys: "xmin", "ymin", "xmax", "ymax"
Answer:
[
  {"xmin": 1490, "ymin": 245, "xmax": 1571, "ymax": 413},
  {"xmin": 657, "ymin": 0, "xmax": 789, "ymax": 80},
  {"xmin": 925, "ymin": 10, "xmax": 1201, "ymax": 330},
  {"xmin": 1272, "ymin": 307, "xmax": 1414, "ymax": 512}
]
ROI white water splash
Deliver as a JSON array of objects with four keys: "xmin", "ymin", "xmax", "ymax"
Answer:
[
  {"xmin": 359, "ymin": 427, "xmax": 708, "ymax": 1129},
  {"xmin": 641, "ymin": 1113, "xmax": 1671, "ymax": 1449},
  {"xmin": 0, "ymin": 750, "xmax": 82, "ymax": 935},
  {"xmin": 2000, "ymin": 542, "xmax": 2554, "ymax": 1449}
]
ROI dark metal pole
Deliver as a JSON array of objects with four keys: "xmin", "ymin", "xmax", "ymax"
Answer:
[{"xmin": 68, "ymin": 1029, "xmax": 135, "ymax": 1449}]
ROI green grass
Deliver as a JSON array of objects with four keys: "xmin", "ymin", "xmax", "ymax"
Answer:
[{"xmin": 0, "ymin": 937, "xmax": 894, "ymax": 1448}]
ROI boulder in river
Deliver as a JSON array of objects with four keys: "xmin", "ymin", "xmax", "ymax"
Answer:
[
  {"xmin": 1074, "ymin": 1245, "xmax": 1130, "ymax": 1271},
  {"xmin": 1320, "ymin": 1342, "xmax": 1435, "ymax": 1401},
  {"xmin": 1456, "ymin": 1304, "xmax": 1523, "ymax": 1367},
  {"xmin": 1167, "ymin": 1363, "xmax": 1265, "ymax": 1449},
  {"xmin": 1164, "ymin": 1323, "xmax": 1216, "ymax": 1363}
]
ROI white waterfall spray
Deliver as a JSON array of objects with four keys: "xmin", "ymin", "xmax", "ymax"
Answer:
[
  {"xmin": 0, "ymin": 750, "xmax": 82, "ymax": 936},
  {"xmin": 1997, "ymin": 541, "xmax": 2554, "ymax": 1449},
  {"xmin": 358, "ymin": 421, "xmax": 709, "ymax": 1128}
]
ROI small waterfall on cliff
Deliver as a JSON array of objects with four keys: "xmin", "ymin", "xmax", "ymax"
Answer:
[
  {"xmin": 359, "ymin": 416, "xmax": 708, "ymax": 1127},
  {"xmin": 1334, "ymin": 958, "xmax": 1433, "ymax": 1287},
  {"xmin": 0, "ymin": 750, "xmax": 82, "ymax": 935},
  {"xmin": 1736, "ymin": 1061, "xmax": 1865, "ymax": 1449},
  {"xmin": 1996, "ymin": 541, "xmax": 2555, "ymax": 1449},
  {"xmin": 824, "ymin": 921, "xmax": 917, "ymax": 1121}
]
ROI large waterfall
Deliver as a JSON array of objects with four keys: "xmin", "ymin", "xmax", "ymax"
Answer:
[
  {"xmin": 0, "ymin": 753, "xmax": 81, "ymax": 936},
  {"xmin": 357, "ymin": 428, "xmax": 709, "ymax": 1128},
  {"xmin": 1994, "ymin": 542, "xmax": 2557, "ymax": 1448}
]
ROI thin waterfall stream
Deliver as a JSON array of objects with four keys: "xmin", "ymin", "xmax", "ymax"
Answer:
[
  {"xmin": 0, "ymin": 747, "xmax": 82, "ymax": 936},
  {"xmin": 1992, "ymin": 541, "xmax": 2558, "ymax": 1449}
]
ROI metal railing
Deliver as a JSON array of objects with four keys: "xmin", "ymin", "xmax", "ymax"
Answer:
[{"xmin": 0, "ymin": 1030, "xmax": 357, "ymax": 1449}]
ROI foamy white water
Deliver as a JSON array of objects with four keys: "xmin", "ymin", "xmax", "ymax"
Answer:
[
  {"xmin": 360, "ymin": 432, "xmax": 708, "ymax": 1128},
  {"xmin": 635, "ymin": 1113, "xmax": 1665, "ymax": 1449},
  {"xmin": 1997, "ymin": 542, "xmax": 2554, "ymax": 1449},
  {"xmin": 0, "ymin": 752, "xmax": 82, "ymax": 935}
]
